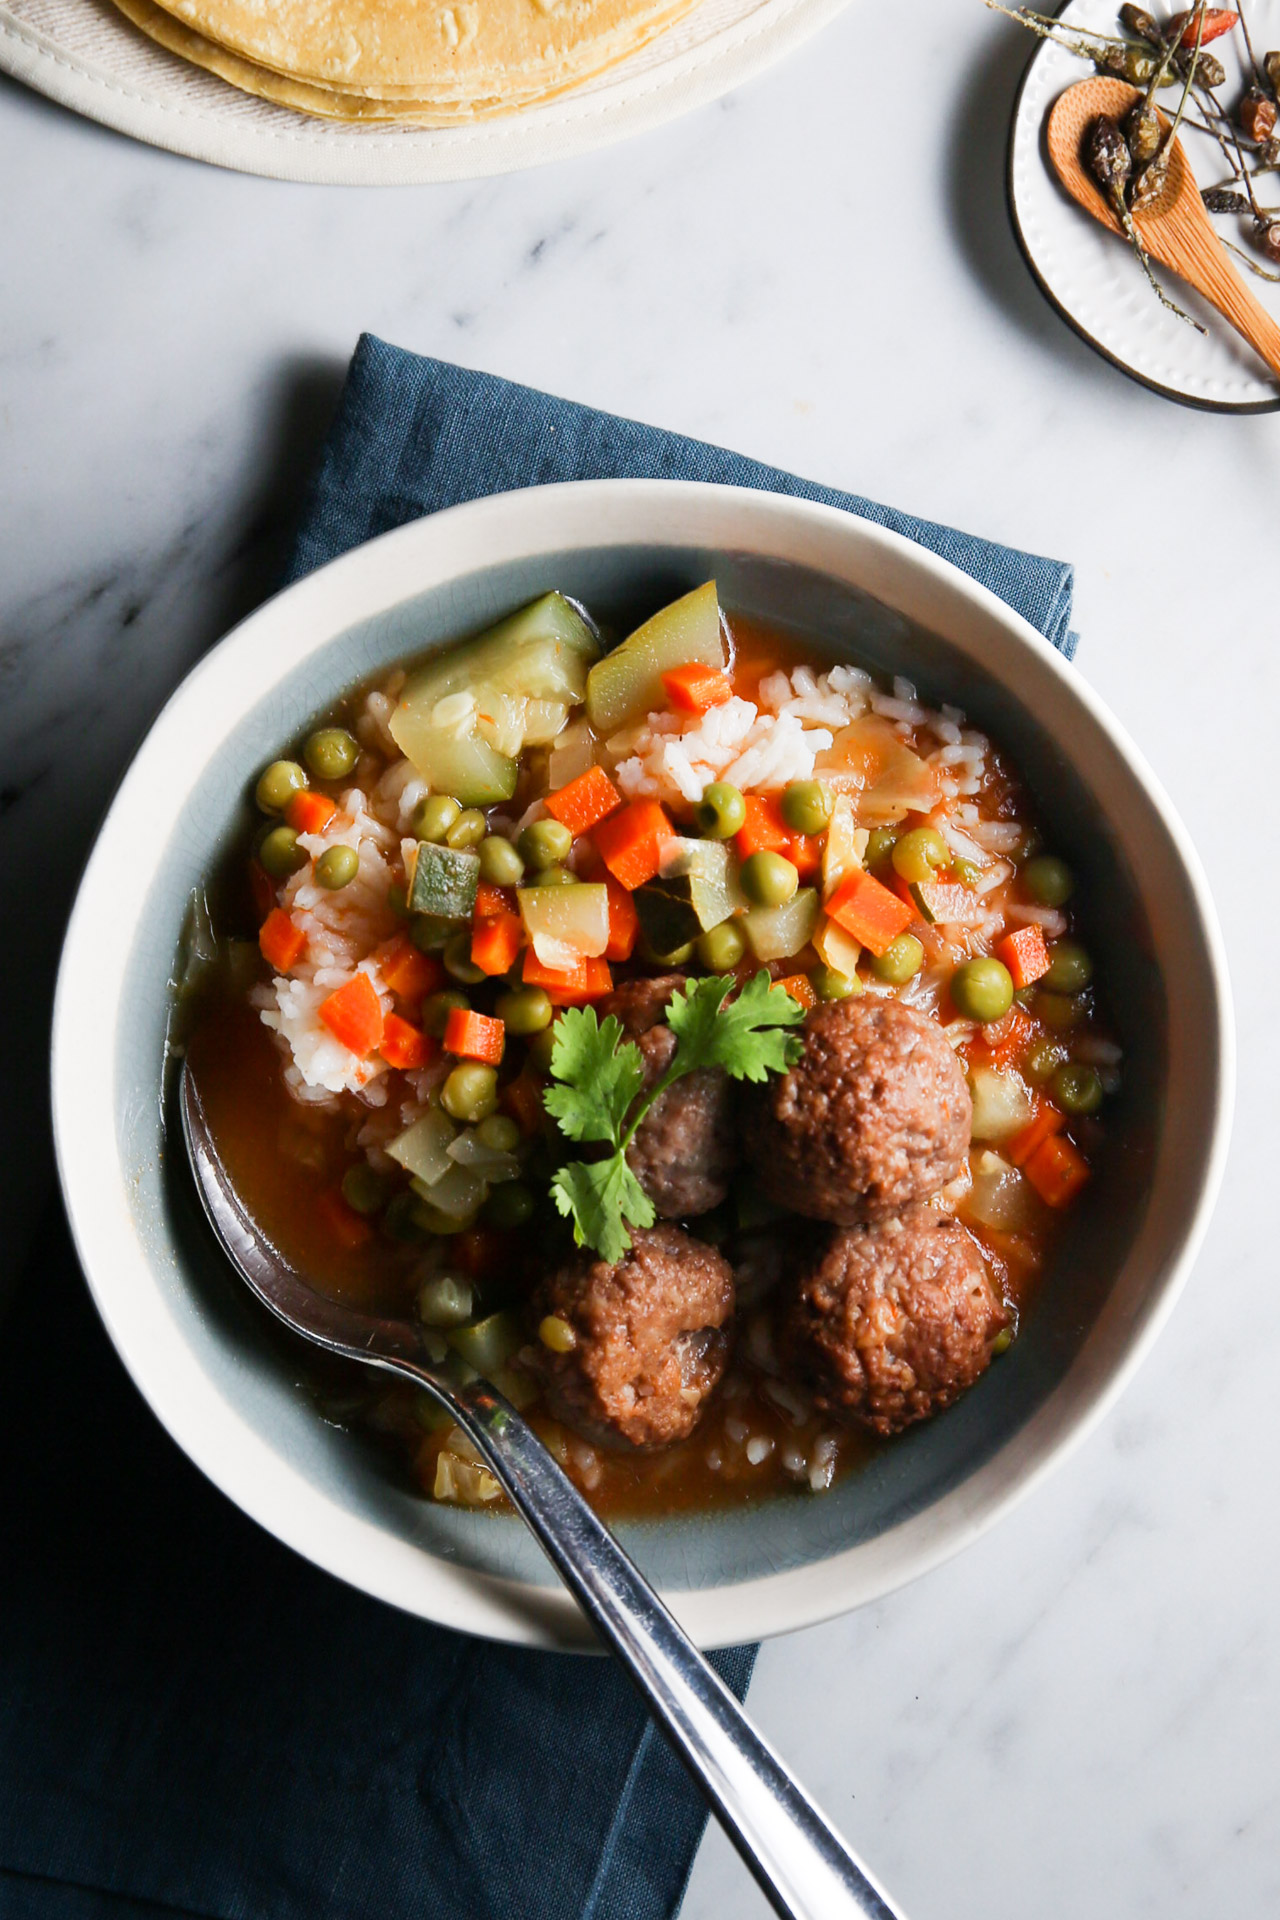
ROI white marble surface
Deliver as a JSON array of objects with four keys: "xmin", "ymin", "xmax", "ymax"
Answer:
[{"xmin": 2, "ymin": 4, "xmax": 1278, "ymax": 1916}]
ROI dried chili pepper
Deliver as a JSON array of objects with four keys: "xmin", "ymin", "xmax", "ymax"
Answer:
[
  {"xmin": 1168, "ymin": 8, "xmax": 1239, "ymax": 45},
  {"xmin": 1202, "ymin": 185, "xmax": 1252, "ymax": 209},
  {"xmin": 1088, "ymin": 114, "xmax": 1134, "ymax": 193},
  {"xmin": 1119, "ymin": 4, "xmax": 1162, "ymax": 43},
  {"xmin": 1266, "ymin": 51, "xmax": 1280, "ymax": 94},
  {"xmin": 1127, "ymin": 99, "xmax": 1163, "ymax": 162},
  {"xmin": 1177, "ymin": 46, "xmax": 1226, "ymax": 85},
  {"xmin": 1241, "ymin": 86, "xmax": 1279, "ymax": 141}
]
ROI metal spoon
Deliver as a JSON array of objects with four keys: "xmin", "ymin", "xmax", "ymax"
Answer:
[{"xmin": 181, "ymin": 1062, "xmax": 904, "ymax": 1920}]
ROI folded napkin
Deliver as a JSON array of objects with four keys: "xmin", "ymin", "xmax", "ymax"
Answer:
[{"xmin": 0, "ymin": 337, "xmax": 1077, "ymax": 1920}]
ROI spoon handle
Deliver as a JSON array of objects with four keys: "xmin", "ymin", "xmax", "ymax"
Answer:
[{"xmin": 435, "ymin": 1373, "xmax": 906, "ymax": 1920}]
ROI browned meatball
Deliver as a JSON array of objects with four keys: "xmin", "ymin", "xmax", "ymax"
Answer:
[
  {"xmin": 783, "ymin": 1208, "xmax": 1007, "ymax": 1435},
  {"xmin": 597, "ymin": 974, "xmax": 737, "ymax": 1219},
  {"xmin": 527, "ymin": 1224, "xmax": 734, "ymax": 1448},
  {"xmin": 742, "ymin": 996, "xmax": 971, "ymax": 1222}
]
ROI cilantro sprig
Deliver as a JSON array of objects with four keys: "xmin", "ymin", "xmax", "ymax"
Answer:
[{"xmin": 545, "ymin": 972, "xmax": 806, "ymax": 1264}]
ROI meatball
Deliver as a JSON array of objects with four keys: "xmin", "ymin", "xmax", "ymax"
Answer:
[
  {"xmin": 597, "ymin": 974, "xmax": 737, "ymax": 1219},
  {"xmin": 782, "ymin": 1208, "xmax": 1007, "ymax": 1435},
  {"xmin": 742, "ymin": 996, "xmax": 971, "ymax": 1222},
  {"xmin": 528, "ymin": 1224, "xmax": 734, "ymax": 1449}
]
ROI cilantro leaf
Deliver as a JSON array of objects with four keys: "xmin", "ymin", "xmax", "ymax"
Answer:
[
  {"xmin": 550, "ymin": 1155, "xmax": 655, "ymax": 1266},
  {"xmin": 665, "ymin": 969, "xmax": 807, "ymax": 1083},
  {"xmin": 543, "ymin": 1008, "xmax": 646, "ymax": 1145}
]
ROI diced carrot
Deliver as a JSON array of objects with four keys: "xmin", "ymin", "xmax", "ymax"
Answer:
[
  {"xmin": 474, "ymin": 881, "xmax": 517, "ymax": 920},
  {"xmin": 249, "ymin": 859, "xmax": 277, "ymax": 925},
  {"xmin": 1024, "ymin": 1133, "xmax": 1090, "ymax": 1208},
  {"xmin": 523, "ymin": 949, "xmax": 613, "ymax": 1005},
  {"xmin": 825, "ymin": 870, "xmax": 915, "ymax": 956},
  {"xmin": 592, "ymin": 801, "xmax": 674, "ymax": 891},
  {"xmin": 661, "ymin": 663, "xmax": 734, "ymax": 714},
  {"xmin": 603, "ymin": 877, "xmax": 639, "ymax": 962},
  {"xmin": 285, "ymin": 790, "xmax": 337, "ymax": 835},
  {"xmin": 318, "ymin": 972, "xmax": 385, "ymax": 1058},
  {"xmin": 544, "ymin": 764, "xmax": 622, "ymax": 837},
  {"xmin": 997, "ymin": 925, "xmax": 1051, "ymax": 991},
  {"xmin": 373, "ymin": 933, "xmax": 444, "ymax": 1003},
  {"xmin": 443, "ymin": 1006, "xmax": 505, "ymax": 1066},
  {"xmin": 734, "ymin": 794, "xmax": 791, "ymax": 860},
  {"xmin": 454, "ymin": 1228, "xmax": 506, "ymax": 1278},
  {"xmin": 259, "ymin": 907, "xmax": 307, "ymax": 974},
  {"xmin": 773, "ymin": 972, "xmax": 818, "ymax": 1011},
  {"xmin": 980, "ymin": 1006, "xmax": 1034, "ymax": 1070},
  {"xmin": 316, "ymin": 1187, "xmax": 374, "ymax": 1251},
  {"xmin": 380, "ymin": 1013, "xmax": 435, "ymax": 1072},
  {"xmin": 1008, "ymin": 1100, "xmax": 1065, "ymax": 1169},
  {"xmin": 470, "ymin": 910, "xmax": 524, "ymax": 978},
  {"xmin": 788, "ymin": 833, "xmax": 821, "ymax": 881},
  {"xmin": 501, "ymin": 1070, "xmax": 547, "ymax": 1137}
]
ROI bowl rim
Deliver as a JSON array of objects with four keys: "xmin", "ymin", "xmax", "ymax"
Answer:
[{"xmin": 51, "ymin": 478, "xmax": 1235, "ymax": 1651}]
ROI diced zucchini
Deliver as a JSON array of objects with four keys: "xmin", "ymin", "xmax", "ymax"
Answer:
[
  {"xmin": 633, "ymin": 886, "xmax": 700, "ymax": 956},
  {"xmin": 447, "ymin": 1130, "xmax": 522, "ymax": 1182},
  {"xmin": 518, "ymin": 883, "xmax": 609, "ymax": 965},
  {"xmin": 968, "ymin": 1067, "xmax": 1034, "ymax": 1143},
  {"xmin": 547, "ymin": 719, "xmax": 597, "ymax": 789},
  {"xmin": 586, "ymin": 582, "xmax": 725, "ymax": 734},
  {"xmin": 421, "ymin": 1161, "xmax": 489, "ymax": 1221},
  {"xmin": 408, "ymin": 844, "xmax": 480, "ymax": 919},
  {"xmin": 742, "ymin": 887, "xmax": 819, "ymax": 962},
  {"xmin": 910, "ymin": 880, "xmax": 987, "ymax": 928},
  {"xmin": 656, "ymin": 838, "xmax": 746, "ymax": 931},
  {"xmin": 387, "ymin": 1108, "xmax": 457, "ymax": 1186},
  {"xmin": 447, "ymin": 1310, "xmax": 525, "ymax": 1376},
  {"xmin": 395, "ymin": 723, "xmax": 517, "ymax": 809}
]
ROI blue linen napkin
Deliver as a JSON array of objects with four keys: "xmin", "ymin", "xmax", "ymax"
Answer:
[{"xmin": 1, "ymin": 336, "xmax": 1077, "ymax": 1920}]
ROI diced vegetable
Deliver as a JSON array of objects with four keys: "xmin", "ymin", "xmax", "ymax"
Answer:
[
  {"xmin": 443, "ymin": 1007, "xmax": 505, "ymax": 1066},
  {"xmin": 522, "ymin": 950, "xmax": 613, "ymax": 1005},
  {"xmin": 1024, "ymin": 1134, "xmax": 1090, "ymax": 1208},
  {"xmin": 433, "ymin": 1448, "xmax": 501, "ymax": 1507},
  {"xmin": 816, "ymin": 717, "xmax": 938, "ymax": 820},
  {"xmin": 965, "ymin": 1151, "xmax": 1041, "ymax": 1232},
  {"xmin": 388, "ymin": 1106, "xmax": 457, "ymax": 1186},
  {"xmin": 812, "ymin": 913, "xmax": 862, "ymax": 979},
  {"xmin": 417, "ymin": 1274, "xmax": 474, "ymax": 1327},
  {"xmin": 635, "ymin": 837, "xmax": 744, "ymax": 951},
  {"xmin": 773, "ymin": 973, "xmax": 818, "ymax": 1011},
  {"xmin": 470, "ymin": 909, "xmax": 523, "ymax": 978},
  {"xmin": 1007, "ymin": 1101, "xmax": 1065, "ymax": 1169},
  {"xmin": 408, "ymin": 843, "xmax": 480, "ymax": 920},
  {"xmin": 403, "ymin": 729, "xmax": 518, "ymax": 810},
  {"xmin": 258, "ymin": 907, "xmax": 306, "ymax": 974},
  {"xmin": 592, "ymin": 800, "xmax": 675, "ymax": 891},
  {"xmin": 418, "ymin": 1161, "xmax": 489, "ymax": 1220},
  {"xmin": 821, "ymin": 793, "xmax": 865, "ymax": 899},
  {"xmin": 500, "ymin": 1071, "xmax": 546, "ymax": 1136},
  {"xmin": 982, "ymin": 1006, "xmax": 1035, "ymax": 1069},
  {"xmin": 742, "ymin": 887, "xmax": 819, "ymax": 962},
  {"xmin": 373, "ymin": 934, "xmax": 444, "ymax": 1003},
  {"xmin": 969, "ymin": 1066, "xmax": 1035, "ymax": 1142},
  {"xmin": 825, "ymin": 869, "xmax": 914, "ymax": 956},
  {"xmin": 603, "ymin": 877, "xmax": 639, "ymax": 961},
  {"xmin": 448, "ymin": 1131, "xmax": 521, "ymax": 1182},
  {"xmin": 285, "ymin": 790, "xmax": 337, "ymax": 836},
  {"xmin": 318, "ymin": 972, "xmax": 385, "ymax": 1057},
  {"xmin": 447, "ymin": 1310, "xmax": 525, "ymax": 1375},
  {"xmin": 734, "ymin": 794, "xmax": 819, "ymax": 879},
  {"xmin": 381, "ymin": 1013, "xmax": 435, "ymax": 1071},
  {"xmin": 547, "ymin": 718, "xmax": 597, "ymax": 790},
  {"xmin": 518, "ymin": 882, "xmax": 610, "ymax": 967},
  {"xmin": 544, "ymin": 764, "xmax": 622, "ymax": 836},
  {"xmin": 997, "ymin": 925, "xmax": 1051, "ymax": 990},
  {"xmin": 908, "ymin": 880, "xmax": 986, "ymax": 927},
  {"xmin": 586, "ymin": 582, "xmax": 724, "ymax": 733},
  {"xmin": 661, "ymin": 662, "xmax": 733, "ymax": 713},
  {"xmin": 316, "ymin": 1187, "xmax": 374, "ymax": 1251}
]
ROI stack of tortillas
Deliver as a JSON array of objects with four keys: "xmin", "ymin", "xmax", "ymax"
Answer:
[{"xmin": 109, "ymin": 0, "xmax": 703, "ymax": 122}]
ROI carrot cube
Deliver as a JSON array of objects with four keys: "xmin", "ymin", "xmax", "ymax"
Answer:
[
  {"xmin": 470, "ymin": 910, "xmax": 524, "ymax": 979},
  {"xmin": 285, "ymin": 790, "xmax": 337, "ymax": 836},
  {"xmin": 997, "ymin": 925, "xmax": 1051, "ymax": 990},
  {"xmin": 1024, "ymin": 1133, "xmax": 1090, "ymax": 1208},
  {"xmin": 501, "ymin": 1070, "xmax": 547, "ymax": 1137},
  {"xmin": 259, "ymin": 907, "xmax": 306, "ymax": 974},
  {"xmin": 734, "ymin": 794, "xmax": 792, "ymax": 861},
  {"xmin": 544, "ymin": 764, "xmax": 622, "ymax": 837},
  {"xmin": 380, "ymin": 1013, "xmax": 435, "ymax": 1072},
  {"xmin": 1008, "ymin": 1101, "xmax": 1065, "ymax": 1169},
  {"xmin": 318, "ymin": 971, "xmax": 385, "ymax": 1058},
  {"xmin": 603, "ymin": 877, "xmax": 639, "ymax": 962},
  {"xmin": 661, "ymin": 663, "xmax": 733, "ymax": 714},
  {"xmin": 592, "ymin": 801, "xmax": 674, "ymax": 892},
  {"xmin": 523, "ymin": 949, "xmax": 613, "ymax": 1005},
  {"xmin": 825, "ymin": 870, "xmax": 914, "ymax": 956},
  {"xmin": 773, "ymin": 973, "xmax": 818, "ymax": 1011},
  {"xmin": 443, "ymin": 1006, "xmax": 505, "ymax": 1066},
  {"xmin": 316, "ymin": 1187, "xmax": 374, "ymax": 1251},
  {"xmin": 373, "ymin": 934, "xmax": 444, "ymax": 1003}
]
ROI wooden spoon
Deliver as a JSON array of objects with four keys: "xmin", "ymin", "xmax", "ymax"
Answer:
[{"xmin": 1046, "ymin": 75, "xmax": 1280, "ymax": 380}]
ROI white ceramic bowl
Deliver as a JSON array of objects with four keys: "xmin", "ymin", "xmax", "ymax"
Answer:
[{"xmin": 52, "ymin": 480, "xmax": 1233, "ymax": 1651}]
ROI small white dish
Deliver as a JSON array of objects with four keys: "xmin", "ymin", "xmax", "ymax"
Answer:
[
  {"xmin": 1008, "ymin": 0, "xmax": 1280, "ymax": 410},
  {"xmin": 52, "ymin": 479, "xmax": 1233, "ymax": 1650}
]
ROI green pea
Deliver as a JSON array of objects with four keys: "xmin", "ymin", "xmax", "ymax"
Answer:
[
  {"xmin": 443, "ymin": 932, "xmax": 486, "ymax": 984},
  {"xmin": 518, "ymin": 818, "xmax": 574, "ymax": 869},
  {"xmin": 528, "ymin": 866, "xmax": 577, "ymax": 888},
  {"xmin": 441, "ymin": 1063, "xmax": 499, "ymax": 1124},
  {"xmin": 694, "ymin": 782, "xmax": 746, "ymax": 840},
  {"xmin": 1037, "ymin": 991, "xmax": 1084, "ymax": 1033},
  {"xmin": 642, "ymin": 937, "xmax": 695, "ymax": 966},
  {"xmin": 314, "ymin": 844, "xmax": 359, "ymax": 890},
  {"xmin": 481, "ymin": 1182, "xmax": 535, "ymax": 1231},
  {"xmin": 892, "ymin": 826, "xmax": 949, "ymax": 884},
  {"xmin": 478, "ymin": 836, "xmax": 525, "ymax": 887},
  {"xmin": 476, "ymin": 1114, "xmax": 521, "ymax": 1153},
  {"xmin": 1042, "ymin": 940, "xmax": 1093, "ymax": 995},
  {"xmin": 416, "ymin": 1273, "xmax": 474, "ymax": 1327},
  {"xmin": 412, "ymin": 1200, "xmax": 472, "ymax": 1237},
  {"xmin": 1053, "ymin": 1061, "xmax": 1104, "ymax": 1115},
  {"xmin": 696, "ymin": 920, "xmax": 747, "ymax": 972},
  {"xmin": 953, "ymin": 857, "xmax": 981, "ymax": 890},
  {"xmin": 495, "ymin": 985, "xmax": 553, "ymax": 1035},
  {"xmin": 446, "ymin": 808, "xmax": 487, "ymax": 851},
  {"xmin": 950, "ymin": 956, "xmax": 1014, "ymax": 1023},
  {"xmin": 526, "ymin": 1023, "xmax": 560, "ymax": 1073},
  {"xmin": 412, "ymin": 793, "xmax": 461, "ymax": 843},
  {"xmin": 1025, "ymin": 1037, "xmax": 1068, "ymax": 1084},
  {"xmin": 740, "ymin": 850, "xmax": 799, "ymax": 908},
  {"xmin": 865, "ymin": 828, "xmax": 897, "ymax": 872},
  {"xmin": 258, "ymin": 824, "xmax": 305, "ymax": 878},
  {"xmin": 341, "ymin": 1162, "xmax": 391, "ymax": 1216},
  {"xmin": 421, "ymin": 989, "xmax": 469, "ymax": 1037},
  {"xmin": 871, "ymin": 934, "xmax": 925, "ymax": 985},
  {"xmin": 387, "ymin": 883, "xmax": 409, "ymax": 920},
  {"xmin": 813, "ymin": 965, "xmax": 857, "ymax": 1001},
  {"xmin": 255, "ymin": 759, "xmax": 308, "ymax": 815},
  {"xmin": 409, "ymin": 913, "xmax": 457, "ymax": 953},
  {"xmin": 780, "ymin": 780, "xmax": 832, "ymax": 836},
  {"xmin": 1022, "ymin": 854, "xmax": 1075, "ymax": 908},
  {"xmin": 303, "ymin": 728, "xmax": 358, "ymax": 782}
]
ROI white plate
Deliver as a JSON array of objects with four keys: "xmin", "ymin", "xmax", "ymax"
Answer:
[
  {"xmin": 1009, "ymin": 0, "xmax": 1280, "ymax": 411},
  {"xmin": 0, "ymin": 0, "xmax": 851, "ymax": 183}
]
